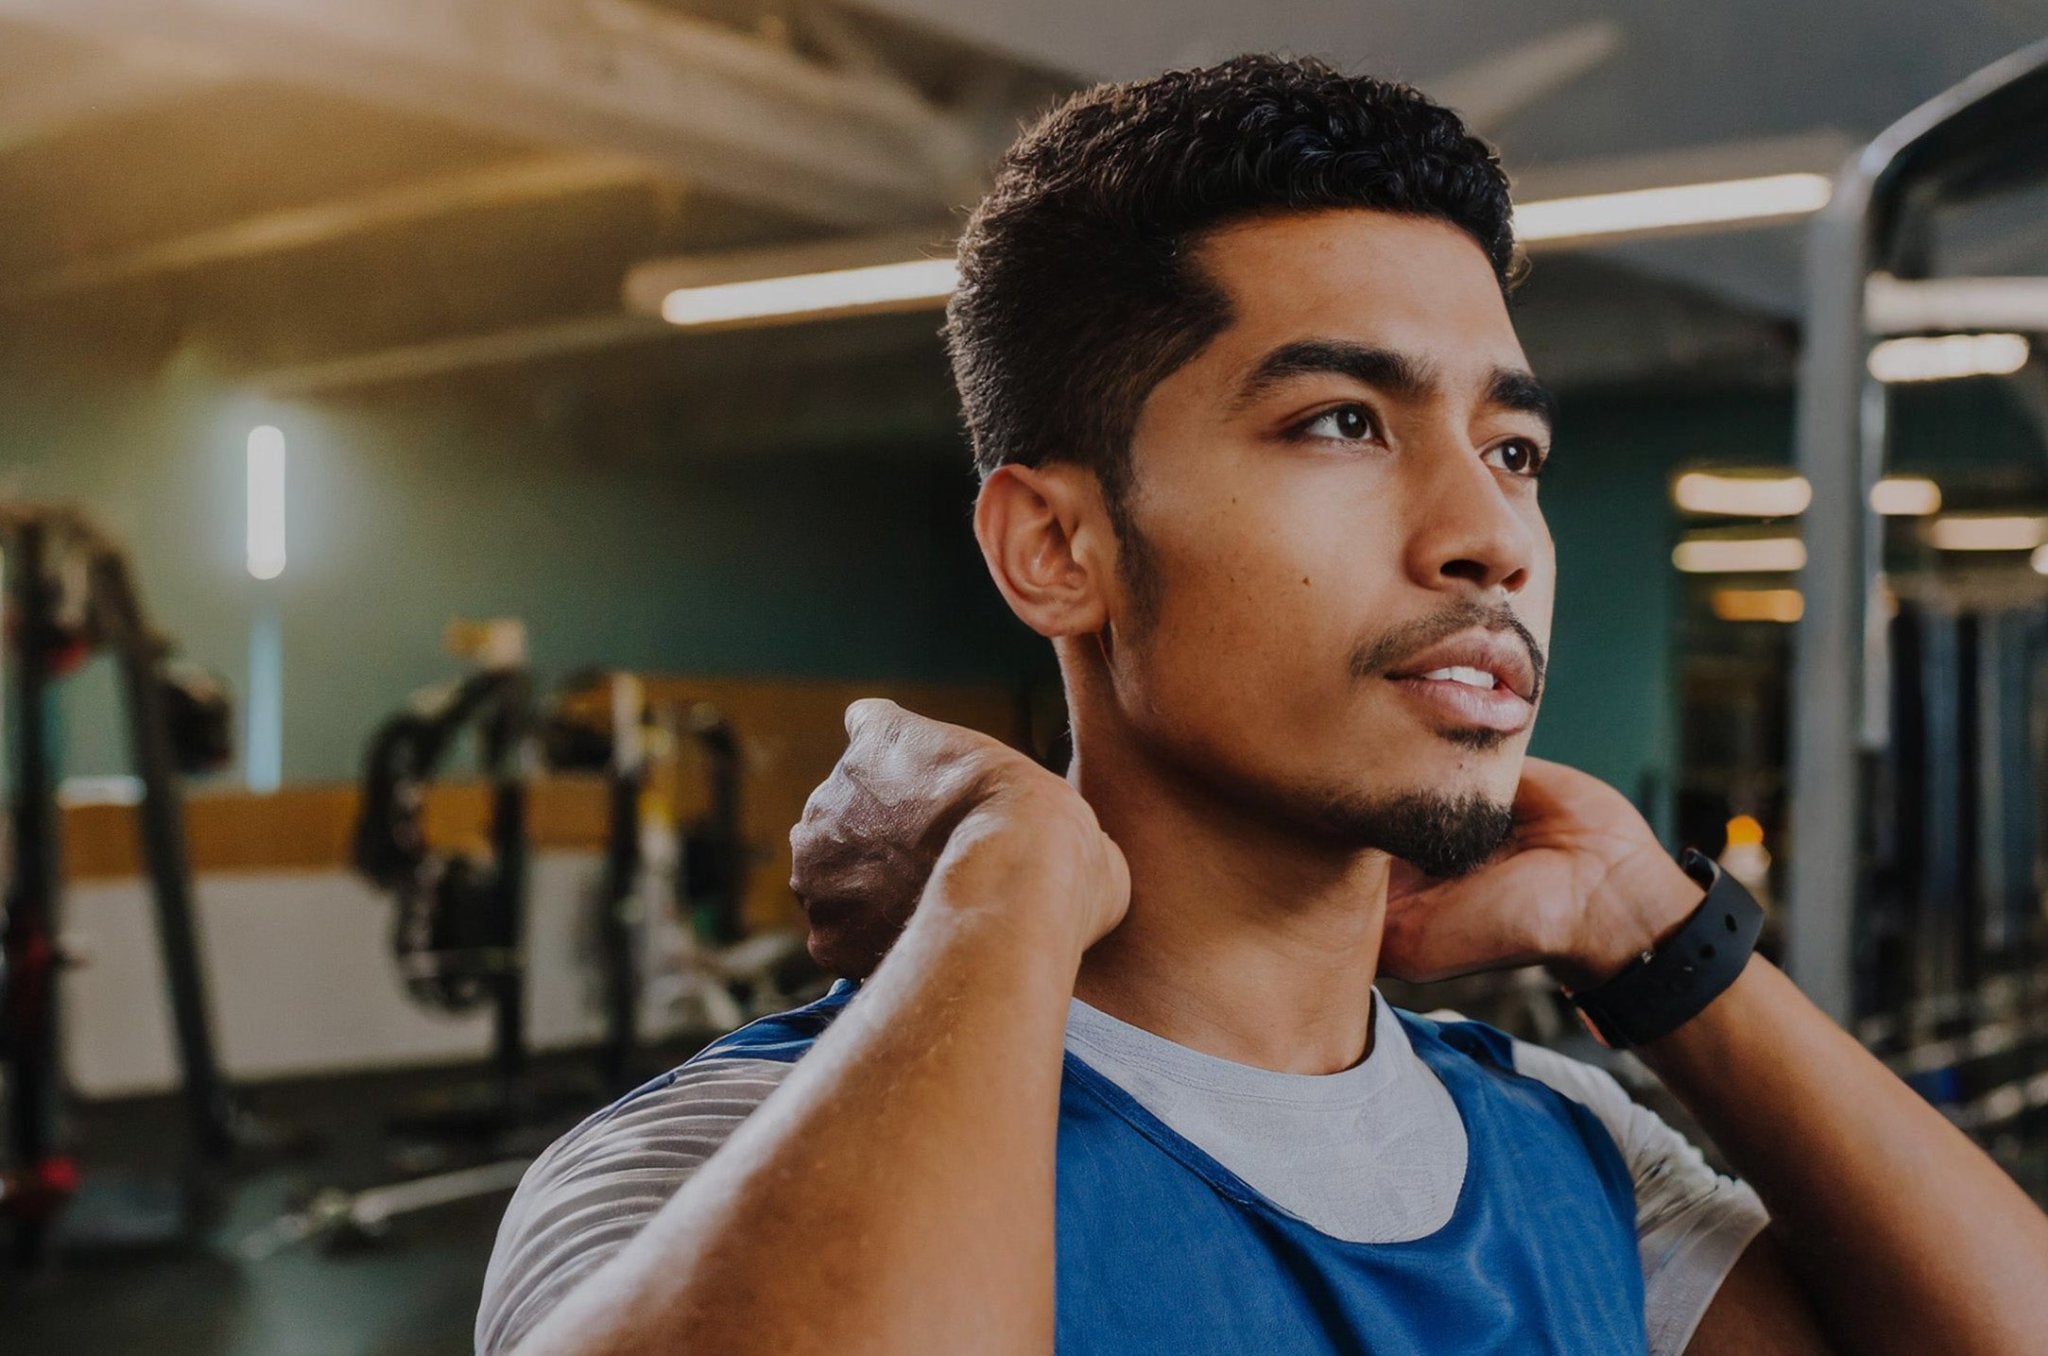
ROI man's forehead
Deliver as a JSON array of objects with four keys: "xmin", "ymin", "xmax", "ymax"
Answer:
[
  {"xmin": 1198, "ymin": 207, "xmax": 1501, "ymax": 290},
  {"xmin": 1192, "ymin": 210, "xmax": 1527, "ymax": 378}
]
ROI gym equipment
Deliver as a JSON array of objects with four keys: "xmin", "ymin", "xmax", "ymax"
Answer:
[
  {"xmin": 240, "ymin": 1157, "xmax": 532, "ymax": 1259},
  {"xmin": 644, "ymin": 697, "xmax": 811, "ymax": 1035},
  {"xmin": 1789, "ymin": 39, "xmax": 2048, "ymax": 1189},
  {"xmin": 538, "ymin": 669, "xmax": 654, "ymax": 1093},
  {"xmin": 538, "ymin": 675, "xmax": 810, "ymax": 1071},
  {"xmin": 1790, "ymin": 35, "xmax": 2048, "ymax": 1014},
  {"xmin": 351, "ymin": 621, "xmax": 544, "ymax": 1135},
  {"xmin": 254, "ymin": 658, "xmax": 815, "ymax": 1256},
  {"xmin": 257, "ymin": 624, "xmax": 566, "ymax": 1260},
  {"xmin": 1864, "ymin": 596, "xmax": 2048, "ymax": 1146},
  {"xmin": 0, "ymin": 505, "xmax": 262, "ymax": 1268}
]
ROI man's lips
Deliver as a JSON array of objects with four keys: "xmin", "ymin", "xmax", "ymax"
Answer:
[
  {"xmin": 1384, "ymin": 629, "xmax": 1538, "ymax": 703},
  {"xmin": 1382, "ymin": 627, "xmax": 1539, "ymax": 733},
  {"xmin": 1384, "ymin": 672, "xmax": 1533, "ymax": 733}
]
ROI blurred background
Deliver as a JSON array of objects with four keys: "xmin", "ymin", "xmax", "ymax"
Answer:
[{"xmin": 3, "ymin": 2, "xmax": 2047, "ymax": 1352}]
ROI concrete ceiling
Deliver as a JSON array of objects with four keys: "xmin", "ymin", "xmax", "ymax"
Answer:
[
  {"xmin": 860, "ymin": 0, "xmax": 2048, "ymax": 305},
  {"xmin": 0, "ymin": 0, "xmax": 2041, "ymax": 446},
  {"xmin": 861, "ymin": 0, "xmax": 2044, "ymax": 159}
]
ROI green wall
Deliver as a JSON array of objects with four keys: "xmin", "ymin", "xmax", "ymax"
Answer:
[
  {"xmin": 1527, "ymin": 375, "xmax": 2045, "ymax": 839},
  {"xmin": 1527, "ymin": 387, "xmax": 1793, "ymax": 830},
  {"xmin": 4, "ymin": 366, "xmax": 1039, "ymax": 785}
]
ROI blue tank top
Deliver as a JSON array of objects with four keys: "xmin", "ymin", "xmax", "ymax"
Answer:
[{"xmin": 693, "ymin": 981, "xmax": 1648, "ymax": 1354}]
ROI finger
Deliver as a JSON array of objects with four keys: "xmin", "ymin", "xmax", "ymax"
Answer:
[{"xmin": 844, "ymin": 696, "xmax": 903, "ymax": 741}]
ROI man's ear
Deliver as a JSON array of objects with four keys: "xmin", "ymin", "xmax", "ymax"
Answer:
[{"xmin": 973, "ymin": 463, "xmax": 1114, "ymax": 638}]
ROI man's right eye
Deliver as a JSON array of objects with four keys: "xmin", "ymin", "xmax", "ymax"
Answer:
[{"xmin": 1298, "ymin": 404, "xmax": 1376, "ymax": 442}]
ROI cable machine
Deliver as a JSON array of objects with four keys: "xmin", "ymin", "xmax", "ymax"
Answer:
[
  {"xmin": 0, "ymin": 506, "xmax": 254, "ymax": 1267},
  {"xmin": 351, "ymin": 621, "xmax": 545, "ymax": 1139}
]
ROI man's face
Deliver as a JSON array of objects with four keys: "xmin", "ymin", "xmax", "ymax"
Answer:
[{"xmin": 1107, "ymin": 209, "xmax": 1556, "ymax": 875}]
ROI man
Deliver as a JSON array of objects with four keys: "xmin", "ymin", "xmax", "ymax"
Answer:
[{"xmin": 478, "ymin": 56, "xmax": 2048, "ymax": 1354}]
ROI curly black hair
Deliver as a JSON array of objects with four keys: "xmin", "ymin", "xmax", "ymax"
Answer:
[{"xmin": 945, "ymin": 54, "xmax": 1519, "ymax": 541}]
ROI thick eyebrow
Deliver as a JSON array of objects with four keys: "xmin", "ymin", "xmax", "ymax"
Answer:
[
  {"xmin": 1488, "ymin": 367, "xmax": 1558, "ymax": 435},
  {"xmin": 1229, "ymin": 340, "xmax": 1437, "ymax": 414},
  {"xmin": 1230, "ymin": 339, "xmax": 1557, "ymax": 437}
]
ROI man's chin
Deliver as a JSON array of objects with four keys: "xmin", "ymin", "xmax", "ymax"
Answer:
[{"xmin": 1309, "ymin": 788, "xmax": 1514, "ymax": 879}]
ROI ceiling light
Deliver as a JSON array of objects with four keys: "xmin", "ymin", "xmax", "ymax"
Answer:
[
  {"xmin": 658, "ymin": 257, "xmax": 958, "ymax": 328},
  {"xmin": 1866, "ymin": 275, "xmax": 2048, "ymax": 335},
  {"xmin": 1673, "ymin": 536, "xmax": 1806, "ymax": 574},
  {"xmin": 1925, "ymin": 514, "xmax": 2048, "ymax": 551},
  {"xmin": 628, "ymin": 171, "xmax": 1835, "ymax": 333},
  {"xmin": 1512, "ymin": 173, "xmax": 1833, "ymax": 244},
  {"xmin": 1672, "ymin": 469, "xmax": 1811, "ymax": 517},
  {"xmin": 1867, "ymin": 333, "xmax": 2030, "ymax": 383},
  {"xmin": 246, "ymin": 425, "xmax": 286, "ymax": 581},
  {"xmin": 1710, "ymin": 588, "xmax": 1805, "ymax": 623},
  {"xmin": 1870, "ymin": 475, "xmax": 1942, "ymax": 516}
]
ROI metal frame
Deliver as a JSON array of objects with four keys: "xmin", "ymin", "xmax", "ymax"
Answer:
[
  {"xmin": 1, "ymin": 508, "xmax": 249, "ymax": 1266},
  {"xmin": 1788, "ymin": 39, "xmax": 2048, "ymax": 1021}
]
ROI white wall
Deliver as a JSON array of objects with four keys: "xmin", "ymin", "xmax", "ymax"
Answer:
[{"xmin": 60, "ymin": 852, "xmax": 682, "ymax": 1098}]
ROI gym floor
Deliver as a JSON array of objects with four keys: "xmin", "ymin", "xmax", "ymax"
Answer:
[{"xmin": 0, "ymin": 1043, "xmax": 706, "ymax": 1356}]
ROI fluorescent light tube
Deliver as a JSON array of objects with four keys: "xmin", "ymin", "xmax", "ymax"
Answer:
[
  {"xmin": 1672, "ymin": 536, "xmax": 1807, "ymax": 574},
  {"xmin": 1924, "ymin": 514, "xmax": 2048, "ymax": 551},
  {"xmin": 660, "ymin": 257, "xmax": 959, "ymax": 327},
  {"xmin": 1512, "ymin": 173, "xmax": 1832, "ymax": 243},
  {"xmin": 1870, "ymin": 475, "xmax": 1942, "ymax": 516},
  {"xmin": 246, "ymin": 425, "xmax": 287, "ymax": 581},
  {"xmin": 1673, "ymin": 470, "xmax": 1812, "ymax": 517},
  {"xmin": 1866, "ymin": 275, "xmax": 2048, "ymax": 335},
  {"xmin": 1868, "ymin": 333, "xmax": 2030, "ymax": 383},
  {"xmin": 1711, "ymin": 588, "xmax": 1804, "ymax": 623}
]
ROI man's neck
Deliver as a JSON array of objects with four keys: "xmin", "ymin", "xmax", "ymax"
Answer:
[{"xmin": 1067, "ymin": 738, "xmax": 1391, "ymax": 1076}]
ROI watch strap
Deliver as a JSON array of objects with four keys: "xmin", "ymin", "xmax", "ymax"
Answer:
[{"xmin": 1568, "ymin": 848, "xmax": 1764, "ymax": 1050}]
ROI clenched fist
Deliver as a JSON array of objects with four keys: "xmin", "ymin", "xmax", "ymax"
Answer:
[{"xmin": 790, "ymin": 699, "xmax": 1128, "ymax": 978}]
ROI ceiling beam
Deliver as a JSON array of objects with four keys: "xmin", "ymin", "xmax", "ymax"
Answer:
[
  {"xmin": 1425, "ymin": 21, "xmax": 1624, "ymax": 135},
  {"xmin": 0, "ymin": 39, "xmax": 227, "ymax": 155},
  {"xmin": 0, "ymin": 0, "xmax": 973, "ymax": 227},
  {"xmin": 249, "ymin": 311, "xmax": 673, "ymax": 397},
  {"xmin": 0, "ymin": 152, "xmax": 656, "ymax": 303}
]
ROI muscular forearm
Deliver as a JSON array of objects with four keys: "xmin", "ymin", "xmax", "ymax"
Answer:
[
  {"xmin": 514, "ymin": 833, "xmax": 1085, "ymax": 1356},
  {"xmin": 1642, "ymin": 955, "xmax": 2048, "ymax": 1354}
]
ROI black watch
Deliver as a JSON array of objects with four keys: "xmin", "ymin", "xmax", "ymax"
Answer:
[{"xmin": 1567, "ymin": 847, "xmax": 1765, "ymax": 1050}]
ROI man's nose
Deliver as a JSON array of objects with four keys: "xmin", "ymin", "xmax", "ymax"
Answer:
[{"xmin": 1401, "ymin": 441, "xmax": 1538, "ymax": 597}]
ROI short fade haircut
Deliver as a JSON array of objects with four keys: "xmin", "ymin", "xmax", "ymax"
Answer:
[{"xmin": 945, "ymin": 54, "xmax": 1520, "ymax": 538}]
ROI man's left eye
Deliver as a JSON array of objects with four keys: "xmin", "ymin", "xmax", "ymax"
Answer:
[
  {"xmin": 1303, "ymin": 405, "xmax": 1375, "ymax": 440},
  {"xmin": 1487, "ymin": 439, "xmax": 1547, "ymax": 476}
]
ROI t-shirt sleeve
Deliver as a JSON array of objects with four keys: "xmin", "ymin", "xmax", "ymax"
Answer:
[
  {"xmin": 474, "ymin": 1056, "xmax": 795, "ymax": 1356},
  {"xmin": 1511, "ymin": 1038, "xmax": 1769, "ymax": 1356}
]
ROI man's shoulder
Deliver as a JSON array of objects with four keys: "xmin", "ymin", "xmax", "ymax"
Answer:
[
  {"xmin": 475, "ymin": 985, "xmax": 856, "ymax": 1354},
  {"xmin": 686, "ymin": 978, "xmax": 860, "ymax": 1066},
  {"xmin": 543, "ymin": 980, "xmax": 858, "ymax": 1148},
  {"xmin": 1391, "ymin": 1003, "xmax": 1522, "ymax": 1072}
]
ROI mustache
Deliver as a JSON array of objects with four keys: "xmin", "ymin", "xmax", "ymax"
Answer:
[{"xmin": 1347, "ymin": 600, "xmax": 1547, "ymax": 705}]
